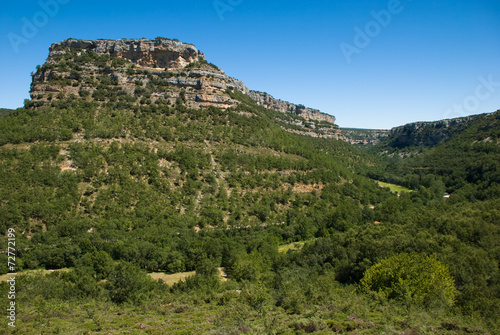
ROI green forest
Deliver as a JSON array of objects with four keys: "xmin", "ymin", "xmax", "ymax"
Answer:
[
  {"xmin": 0, "ymin": 46, "xmax": 499, "ymax": 334},
  {"xmin": 0, "ymin": 109, "xmax": 14, "ymax": 119}
]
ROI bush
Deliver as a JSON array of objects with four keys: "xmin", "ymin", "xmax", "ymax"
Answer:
[
  {"xmin": 358, "ymin": 253, "xmax": 456, "ymax": 307},
  {"xmin": 78, "ymin": 89, "xmax": 90, "ymax": 97},
  {"xmin": 106, "ymin": 261, "xmax": 156, "ymax": 304},
  {"xmin": 75, "ymin": 250, "xmax": 113, "ymax": 280}
]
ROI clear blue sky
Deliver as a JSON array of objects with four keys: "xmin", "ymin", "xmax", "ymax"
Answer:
[{"xmin": 1, "ymin": 0, "xmax": 499, "ymax": 129}]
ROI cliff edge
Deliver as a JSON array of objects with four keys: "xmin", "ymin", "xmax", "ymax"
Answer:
[{"xmin": 31, "ymin": 38, "xmax": 336, "ymax": 133}]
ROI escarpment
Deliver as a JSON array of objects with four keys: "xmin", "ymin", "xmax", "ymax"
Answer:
[
  {"xmin": 386, "ymin": 113, "xmax": 496, "ymax": 148},
  {"xmin": 30, "ymin": 37, "xmax": 337, "ymax": 137},
  {"xmin": 49, "ymin": 38, "xmax": 204, "ymax": 69},
  {"xmin": 248, "ymin": 91, "xmax": 336, "ymax": 124}
]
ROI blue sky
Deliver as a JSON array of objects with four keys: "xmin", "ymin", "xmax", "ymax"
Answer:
[{"xmin": 1, "ymin": 0, "xmax": 499, "ymax": 129}]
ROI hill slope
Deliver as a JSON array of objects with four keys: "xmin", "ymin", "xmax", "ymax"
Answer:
[
  {"xmin": 27, "ymin": 37, "xmax": 338, "ymax": 139},
  {"xmin": 0, "ymin": 108, "xmax": 14, "ymax": 118},
  {"xmin": 384, "ymin": 112, "xmax": 498, "ymax": 149},
  {"xmin": 0, "ymin": 38, "xmax": 385, "ymax": 272},
  {"xmin": 365, "ymin": 111, "xmax": 500, "ymax": 198}
]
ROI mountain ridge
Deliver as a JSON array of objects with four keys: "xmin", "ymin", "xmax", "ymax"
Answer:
[
  {"xmin": 31, "ymin": 37, "xmax": 336, "ymax": 133},
  {"xmin": 340, "ymin": 111, "xmax": 498, "ymax": 146},
  {"xmin": 385, "ymin": 112, "xmax": 498, "ymax": 148},
  {"xmin": 27, "ymin": 37, "xmax": 498, "ymax": 143}
]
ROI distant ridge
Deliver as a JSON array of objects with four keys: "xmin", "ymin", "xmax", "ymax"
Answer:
[
  {"xmin": 340, "ymin": 111, "xmax": 498, "ymax": 146},
  {"xmin": 385, "ymin": 111, "xmax": 498, "ymax": 148}
]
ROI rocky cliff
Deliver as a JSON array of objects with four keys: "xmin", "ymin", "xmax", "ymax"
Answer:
[
  {"xmin": 339, "ymin": 128, "xmax": 390, "ymax": 145},
  {"xmin": 31, "ymin": 38, "xmax": 336, "ymax": 135},
  {"xmin": 337, "ymin": 113, "xmax": 497, "ymax": 147},
  {"xmin": 248, "ymin": 91, "xmax": 336, "ymax": 124},
  {"xmin": 386, "ymin": 113, "xmax": 495, "ymax": 148},
  {"xmin": 49, "ymin": 38, "xmax": 204, "ymax": 69}
]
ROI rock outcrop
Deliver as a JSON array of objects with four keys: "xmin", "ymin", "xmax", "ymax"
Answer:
[
  {"xmin": 49, "ymin": 38, "xmax": 204, "ymax": 69},
  {"xmin": 387, "ymin": 114, "xmax": 494, "ymax": 148},
  {"xmin": 339, "ymin": 128, "xmax": 390, "ymax": 145},
  {"xmin": 33, "ymin": 38, "xmax": 336, "ymax": 134},
  {"xmin": 337, "ymin": 113, "xmax": 498, "ymax": 147},
  {"xmin": 248, "ymin": 91, "xmax": 336, "ymax": 124}
]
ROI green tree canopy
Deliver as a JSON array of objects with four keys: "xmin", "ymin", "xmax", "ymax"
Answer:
[{"xmin": 359, "ymin": 253, "xmax": 456, "ymax": 307}]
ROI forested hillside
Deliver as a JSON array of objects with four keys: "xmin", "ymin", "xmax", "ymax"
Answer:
[
  {"xmin": 366, "ymin": 111, "xmax": 500, "ymax": 199},
  {"xmin": 0, "ymin": 108, "xmax": 14, "ymax": 118},
  {"xmin": 0, "ymin": 42, "xmax": 498, "ymax": 334}
]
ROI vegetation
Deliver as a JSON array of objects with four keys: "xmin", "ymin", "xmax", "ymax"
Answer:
[
  {"xmin": 364, "ymin": 111, "xmax": 500, "ymax": 199},
  {"xmin": 0, "ymin": 108, "xmax": 15, "ymax": 118},
  {"xmin": 359, "ymin": 253, "xmax": 456, "ymax": 307},
  {"xmin": 376, "ymin": 180, "xmax": 412, "ymax": 194},
  {"xmin": 185, "ymin": 57, "xmax": 220, "ymax": 70},
  {"xmin": 0, "ymin": 45, "xmax": 498, "ymax": 333}
]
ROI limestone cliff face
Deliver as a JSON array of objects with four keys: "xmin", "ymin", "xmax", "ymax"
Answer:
[
  {"xmin": 248, "ymin": 91, "xmax": 336, "ymax": 124},
  {"xmin": 387, "ymin": 115, "xmax": 492, "ymax": 148},
  {"xmin": 337, "ymin": 113, "xmax": 497, "ymax": 147},
  {"xmin": 339, "ymin": 128, "xmax": 390, "ymax": 145},
  {"xmin": 49, "ymin": 38, "xmax": 204, "ymax": 69},
  {"xmin": 31, "ymin": 38, "xmax": 336, "ymax": 134}
]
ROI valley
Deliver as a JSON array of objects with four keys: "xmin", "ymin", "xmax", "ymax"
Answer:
[{"xmin": 0, "ymin": 38, "xmax": 498, "ymax": 334}]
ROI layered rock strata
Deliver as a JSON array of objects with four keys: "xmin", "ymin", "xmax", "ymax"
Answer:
[
  {"xmin": 31, "ymin": 38, "xmax": 336, "ymax": 133},
  {"xmin": 49, "ymin": 38, "xmax": 204, "ymax": 69}
]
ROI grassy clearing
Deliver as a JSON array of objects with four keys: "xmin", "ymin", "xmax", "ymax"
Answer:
[
  {"xmin": 376, "ymin": 180, "xmax": 412, "ymax": 194},
  {"xmin": 11, "ymin": 300, "xmax": 222, "ymax": 334},
  {"xmin": 2, "ymin": 268, "xmax": 220, "ymax": 286},
  {"xmin": 148, "ymin": 271, "xmax": 196, "ymax": 285},
  {"xmin": 279, "ymin": 241, "xmax": 307, "ymax": 253},
  {"xmin": 0, "ymin": 269, "xmax": 70, "ymax": 282},
  {"xmin": 9, "ymin": 286, "xmax": 483, "ymax": 334},
  {"xmin": 148, "ymin": 268, "xmax": 227, "ymax": 285},
  {"xmin": 3, "ymin": 270, "xmax": 494, "ymax": 334}
]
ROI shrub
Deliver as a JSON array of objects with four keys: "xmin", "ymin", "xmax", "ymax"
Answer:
[
  {"xmin": 75, "ymin": 250, "xmax": 113, "ymax": 280},
  {"xmin": 358, "ymin": 253, "xmax": 456, "ymax": 307},
  {"xmin": 106, "ymin": 261, "xmax": 156, "ymax": 304},
  {"xmin": 78, "ymin": 89, "xmax": 90, "ymax": 98}
]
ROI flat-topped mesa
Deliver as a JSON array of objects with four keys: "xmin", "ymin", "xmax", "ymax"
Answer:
[
  {"xmin": 49, "ymin": 38, "xmax": 204, "ymax": 69},
  {"xmin": 33, "ymin": 37, "xmax": 337, "ymax": 136}
]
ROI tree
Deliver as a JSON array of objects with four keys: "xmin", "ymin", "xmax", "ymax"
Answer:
[
  {"xmin": 75, "ymin": 250, "xmax": 113, "ymax": 280},
  {"xmin": 106, "ymin": 261, "xmax": 156, "ymax": 304},
  {"xmin": 358, "ymin": 253, "xmax": 456, "ymax": 308},
  {"xmin": 195, "ymin": 255, "xmax": 219, "ymax": 277}
]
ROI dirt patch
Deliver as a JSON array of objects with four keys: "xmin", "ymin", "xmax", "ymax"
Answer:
[
  {"xmin": 292, "ymin": 183, "xmax": 324, "ymax": 193},
  {"xmin": 148, "ymin": 271, "xmax": 196, "ymax": 285}
]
